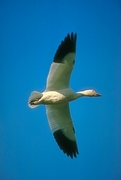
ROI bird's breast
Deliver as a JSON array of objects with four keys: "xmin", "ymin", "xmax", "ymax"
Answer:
[{"xmin": 42, "ymin": 89, "xmax": 75, "ymax": 104}]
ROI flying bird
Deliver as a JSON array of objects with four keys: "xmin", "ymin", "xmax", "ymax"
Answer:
[{"xmin": 28, "ymin": 33, "xmax": 101, "ymax": 158}]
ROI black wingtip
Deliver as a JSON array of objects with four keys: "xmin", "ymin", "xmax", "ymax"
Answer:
[
  {"xmin": 54, "ymin": 33, "xmax": 77, "ymax": 63},
  {"xmin": 53, "ymin": 129, "xmax": 79, "ymax": 158}
]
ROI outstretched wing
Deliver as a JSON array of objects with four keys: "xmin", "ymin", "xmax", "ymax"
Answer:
[
  {"xmin": 46, "ymin": 33, "xmax": 77, "ymax": 91},
  {"xmin": 46, "ymin": 103, "xmax": 79, "ymax": 158}
]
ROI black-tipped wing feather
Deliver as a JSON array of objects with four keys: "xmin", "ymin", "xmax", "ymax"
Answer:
[
  {"xmin": 46, "ymin": 33, "xmax": 77, "ymax": 90},
  {"xmin": 54, "ymin": 33, "xmax": 77, "ymax": 63},
  {"xmin": 46, "ymin": 103, "xmax": 79, "ymax": 158},
  {"xmin": 54, "ymin": 130, "xmax": 78, "ymax": 158}
]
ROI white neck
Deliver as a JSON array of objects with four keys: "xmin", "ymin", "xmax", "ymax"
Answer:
[
  {"xmin": 76, "ymin": 90, "xmax": 93, "ymax": 97},
  {"xmin": 73, "ymin": 89, "xmax": 100, "ymax": 100}
]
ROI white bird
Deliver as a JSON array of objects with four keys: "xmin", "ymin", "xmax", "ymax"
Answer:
[{"xmin": 28, "ymin": 33, "xmax": 101, "ymax": 158}]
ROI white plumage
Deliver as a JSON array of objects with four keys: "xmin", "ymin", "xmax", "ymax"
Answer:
[{"xmin": 28, "ymin": 33, "xmax": 101, "ymax": 158}]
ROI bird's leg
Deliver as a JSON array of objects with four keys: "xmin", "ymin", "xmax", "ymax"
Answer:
[{"xmin": 29, "ymin": 98, "xmax": 41, "ymax": 105}]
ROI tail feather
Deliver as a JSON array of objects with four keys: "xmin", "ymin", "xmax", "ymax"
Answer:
[{"xmin": 28, "ymin": 91, "xmax": 43, "ymax": 108}]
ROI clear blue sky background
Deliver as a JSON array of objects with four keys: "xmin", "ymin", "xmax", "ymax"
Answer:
[{"xmin": 0, "ymin": 0, "xmax": 121, "ymax": 180}]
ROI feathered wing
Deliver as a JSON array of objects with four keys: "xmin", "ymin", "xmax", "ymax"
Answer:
[
  {"xmin": 46, "ymin": 33, "xmax": 77, "ymax": 91},
  {"xmin": 46, "ymin": 103, "xmax": 79, "ymax": 158}
]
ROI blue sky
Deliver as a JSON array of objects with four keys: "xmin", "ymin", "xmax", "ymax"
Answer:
[{"xmin": 0, "ymin": 0, "xmax": 121, "ymax": 179}]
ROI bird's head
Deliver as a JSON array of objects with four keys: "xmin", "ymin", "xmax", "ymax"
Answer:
[{"xmin": 85, "ymin": 89, "xmax": 101, "ymax": 97}]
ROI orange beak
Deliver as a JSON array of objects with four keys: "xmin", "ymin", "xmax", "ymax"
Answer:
[{"xmin": 96, "ymin": 93, "xmax": 101, "ymax": 97}]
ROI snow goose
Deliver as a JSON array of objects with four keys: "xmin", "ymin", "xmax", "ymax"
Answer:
[{"xmin": 28, "ymin": 33, "xmax": 101, "ymax": 158}]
